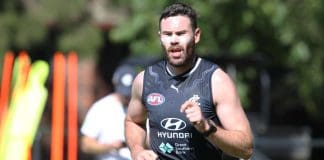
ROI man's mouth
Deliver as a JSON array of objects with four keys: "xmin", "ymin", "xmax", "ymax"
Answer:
[
  {"xmin": 170, "ymin": 51, "xmax": 182, "ymax": 59},
  {"xmin": 169, "ymin": 47, "xmax": 183, "ymax": 57},
  {"xmin": 170, "ymin": 48, "xmax": 182, "ymax": 52}
]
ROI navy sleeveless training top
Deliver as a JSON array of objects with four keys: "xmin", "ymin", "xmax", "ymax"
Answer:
[{"xmin": 142, "ymin": 57, "xmax": 223, "ymax": 160}]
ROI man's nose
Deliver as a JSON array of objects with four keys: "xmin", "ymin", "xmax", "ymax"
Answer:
[{"xmin": 170, "ymin": 34, "xmax": 179, "ymax": 44}]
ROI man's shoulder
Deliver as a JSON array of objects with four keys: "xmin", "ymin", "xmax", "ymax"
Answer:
[
  {"xmin": 199, "ymin": 57, "xmax": 218, "ymax": 66},
  {"xmin": 142, "ymin": 60, "xmax": 165, "ymax": 75},
  {"xmin": 95, "ymin": 94, "xmax": 114, "ymax": 103}
]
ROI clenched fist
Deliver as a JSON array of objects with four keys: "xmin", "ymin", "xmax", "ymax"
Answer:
[{"xmin": 180, "ymin": 100, "xmax": 210, "ymax": 133}]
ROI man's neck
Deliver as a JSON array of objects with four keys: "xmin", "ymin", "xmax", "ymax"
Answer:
[{"xmin": 166, "ymin": 57, "xmax": 198, "ymax": 76}]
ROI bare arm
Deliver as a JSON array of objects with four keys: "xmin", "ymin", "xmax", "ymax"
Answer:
[
  {"xmin": 180, "ymin": 68, "xmax": 253, "ymax": 159},
  {"xmin": 208, "ymin": 68, "xmax": 254, "ymax": 159},
  {"xmin": 124, "ymin": 71, "xmax": 158, "ymax": 160}
]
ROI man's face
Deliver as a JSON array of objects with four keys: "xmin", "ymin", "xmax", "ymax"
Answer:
[{"xmin": 159, "ymin": 15, "xmax": 200, "ymax": 67}]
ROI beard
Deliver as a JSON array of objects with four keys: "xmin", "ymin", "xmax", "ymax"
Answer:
[{"xmin": 162, "ymin": 38, "xmax": 196, "ymax": 67}]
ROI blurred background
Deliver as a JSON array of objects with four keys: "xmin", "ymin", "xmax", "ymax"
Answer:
[{"xmin": 0, "ymin": 0, "xmax": 323, "ymax": 160}]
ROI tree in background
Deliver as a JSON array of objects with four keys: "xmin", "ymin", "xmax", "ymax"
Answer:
[
  {"xmin": 110, "ymin": 0, "xmax": 324, "ymax": 124},
  {"xmin": 0, "ymin": 0, "xmax": 323, "ymax": 124}
]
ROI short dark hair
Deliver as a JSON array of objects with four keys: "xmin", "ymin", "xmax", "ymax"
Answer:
[{"xmin": 159, "ymin": 3, "xmax": 197, "ymax": 30}]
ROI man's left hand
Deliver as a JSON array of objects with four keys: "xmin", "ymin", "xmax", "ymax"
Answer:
[{"xmin": 180, "ymin": 100, "xmax": 209, "ymax": 133}]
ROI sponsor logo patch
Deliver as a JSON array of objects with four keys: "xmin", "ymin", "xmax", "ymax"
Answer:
[
  {"xmin": 147, "ymin": 93, "xmax": 165, "ymax": 106},
  {"xmin": 159, "ymin": 142, "xmax": 174, "ymax": 153},
  {"xmin": 161, "ymin": 118, "xmax": 186, "ymax": 131}
]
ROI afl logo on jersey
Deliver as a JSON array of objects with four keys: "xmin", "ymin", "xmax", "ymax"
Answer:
[{"xmin": 147, "ymin": 93, "xmax": 165, "ymax": 106}]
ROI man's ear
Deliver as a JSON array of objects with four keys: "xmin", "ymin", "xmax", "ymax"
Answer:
[{"xmin": 194, "ymin": 28, "xmax": 201, "ymax": 44}]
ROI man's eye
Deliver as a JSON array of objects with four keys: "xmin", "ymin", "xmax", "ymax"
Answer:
[{"xmin": 177, "ymin": 32, "xmax": 186, "ymax": 36}]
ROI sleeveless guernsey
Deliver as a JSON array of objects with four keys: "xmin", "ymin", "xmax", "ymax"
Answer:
[{"xmin": 142, "ymin": 57, "xmax": 223, "ymax": 160}]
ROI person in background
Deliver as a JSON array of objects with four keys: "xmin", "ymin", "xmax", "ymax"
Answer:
[
  {"xmin": 80, "ymin": 64, "xmax": 136, "ymax": 160},
  {"xmin": 124, "ymin": 3, "xmax": 254, "ymax": 160}
]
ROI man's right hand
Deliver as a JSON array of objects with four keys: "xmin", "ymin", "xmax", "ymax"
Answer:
[{"xmin": 133, "ymin": 149, "xmax": 159, "ymax": 160}]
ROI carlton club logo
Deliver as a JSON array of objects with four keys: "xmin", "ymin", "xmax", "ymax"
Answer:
[
  {"xmin": 147, "ymin": 93, "xmax": 165, "ymax": 106},
  {"xmin": 161, "ymin": 118, "xmax": 186, "ymax": 131}
]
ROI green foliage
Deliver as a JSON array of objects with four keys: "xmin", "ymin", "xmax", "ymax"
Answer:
[
  {"xmin": 0, "ymin": 0, "xmax": 93, "ymax": 57},
  {"xmin": 108, "ymin": 0, "xmax": 324, "ymax": 119},
  {"xmin": 58, "ymin": 23, "xmax": 102, "ymax": 58},
  {"xmin": 0, "ymin": 13, "xmax": 18, "ymax": 54},
  {"xmin": 14, "ymin": 15, "xmax": 47, "ymax": 49},
  {"xmin": 0, "ymin": 0, "xmax": 323, "ymax": 120},
  {"xmin": 32, "ymin": 0, "xmax": 87, "ymax": 27},
  {"xmin": 109, "ymin": 0, "xmax": 166, "ymax": 55}
]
